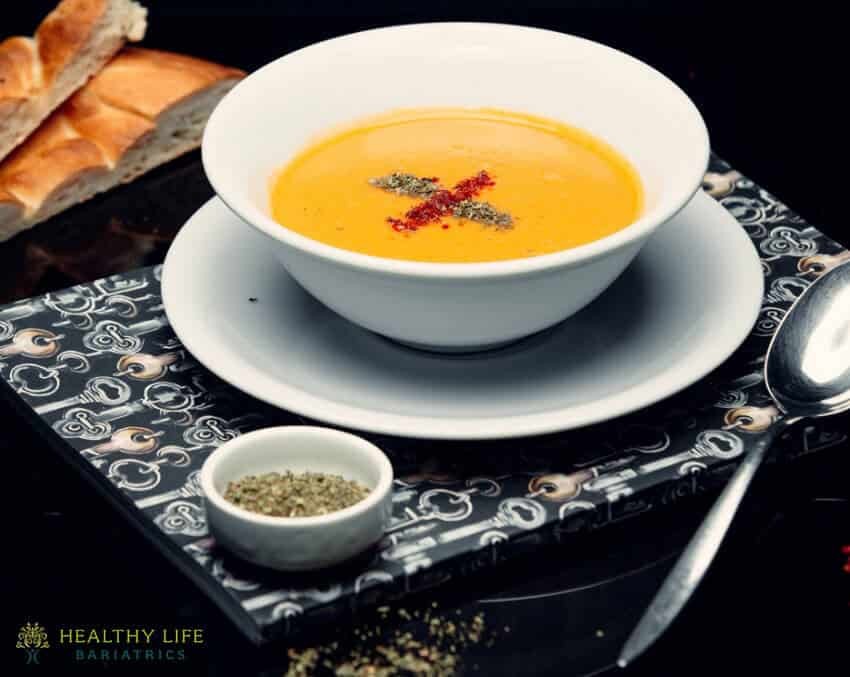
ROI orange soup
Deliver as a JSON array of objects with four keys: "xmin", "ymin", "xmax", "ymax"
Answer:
[{"xmin": 270, "ymin": 108, "xmax": 643, "ymax": 263}]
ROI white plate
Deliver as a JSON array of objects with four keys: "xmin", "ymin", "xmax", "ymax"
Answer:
[{"xmin": 162, "ymin": 193, "xmax": 763, "ymax": 440}]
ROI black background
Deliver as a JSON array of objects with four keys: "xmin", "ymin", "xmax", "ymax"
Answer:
[{"xmin": 4, "ymin": 2, "xmax": 849, "ymax": 676}]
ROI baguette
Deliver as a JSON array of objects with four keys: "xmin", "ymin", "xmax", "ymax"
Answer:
[
  {"xmin": 0, "ymin": 0, "xmax": 148, "ymax": 162},
  {"xmin": 0, "ymin": 48, "xmax": 244, "ymax": 241}
]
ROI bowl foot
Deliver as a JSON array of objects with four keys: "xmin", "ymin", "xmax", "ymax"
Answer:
[{"xmin": 384, "ymin": 335, "xmax": 529, "ymax": 355}]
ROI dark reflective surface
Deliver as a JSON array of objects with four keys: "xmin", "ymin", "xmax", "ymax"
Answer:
[{"xmin": 0, "ymin": 156, "xmax": 210, "ymax": 306}]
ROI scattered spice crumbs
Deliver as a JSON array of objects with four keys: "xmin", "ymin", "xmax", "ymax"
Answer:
[{"xmin": 285, "ymin": 605, "xmax": 502, "ymax": 676}]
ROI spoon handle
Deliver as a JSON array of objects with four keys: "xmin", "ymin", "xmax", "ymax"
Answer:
[{"xmin": 618, "ymin": 422, "xmax": 790, "ymax": 667}]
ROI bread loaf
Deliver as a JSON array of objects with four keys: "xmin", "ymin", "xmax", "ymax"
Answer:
[
  {"xmin": 0, "ymin": 0, "xmax": 148, "ymax": 162},
  {"xmin": 0, "ymin": 48, "xmax": 244, "ymax": 241}
]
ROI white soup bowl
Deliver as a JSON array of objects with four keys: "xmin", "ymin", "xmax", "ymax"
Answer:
[{"xmin": 203, "ymin": 23, "xmax": 709, "ymax": 351}]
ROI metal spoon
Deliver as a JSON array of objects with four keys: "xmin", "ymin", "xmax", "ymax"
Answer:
[{"xmin": 619, "ymin": 260, "xmax": 850, "ymax": 667}]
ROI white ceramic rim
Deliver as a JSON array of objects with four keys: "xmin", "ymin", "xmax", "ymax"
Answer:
[
  {"xmin": 199, "ymin": 426, "xmax": 394, "ymax": 526},
  {"xmin": 202, "ymin": 22, "xmax": 710, "ymax": 279},
  {"xmin": 162, "ymin": 193, "xmax": 764, "ymax": 440}
]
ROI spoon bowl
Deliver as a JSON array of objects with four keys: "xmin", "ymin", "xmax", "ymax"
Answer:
[{"xmin": 766, "ymin": 261, "xmax": 850, "ymax": 418}]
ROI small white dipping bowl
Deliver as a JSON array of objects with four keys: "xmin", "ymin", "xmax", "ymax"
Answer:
[
  {"xmin": 203, "ymin": 23, "xmax": 709, "ymax": 352},
  {"xmin": 200, "ymin": 426, "xmax": 393, "ymax": 571}
]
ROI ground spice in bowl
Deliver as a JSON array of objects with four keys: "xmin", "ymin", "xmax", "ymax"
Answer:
[{"xmin": 223, "ymin": 471, "xmax": 372, "ymax": 517}]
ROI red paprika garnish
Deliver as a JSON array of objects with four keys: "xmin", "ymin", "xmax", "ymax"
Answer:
[{"xmin": 387, "ymin": 171, "xmax": 496, "ymax": 232}]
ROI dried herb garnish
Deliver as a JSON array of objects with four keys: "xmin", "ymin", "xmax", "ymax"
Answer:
[
  {"xmin": 223, "ymin": 471, "xmax": 371, "ymax": 517},
  {"xmin": 452, "ymin": 199, "xmax": 513, "ymax": 229},
  {"xmin": 285, "ymin": 604, "xmax": 499, "ymax": 676},
  {"xmin": 368, "ymin": 173, "xmax": 441, "ymax": 199},
  {"xmin": 369, "ymin": 171, "xmax": 514, "ymax": 231}
]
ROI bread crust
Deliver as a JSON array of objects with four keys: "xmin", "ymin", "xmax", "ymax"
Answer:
[
  {"xmin": 1, "ymin": 117, "xmax": 106, "ymax": 209},
  {"xmin": 0, "ymin": 37, "xmax": 37, "ymax": 102},
  {"xmin": 0, "ymin": 0, "xmax": 148, "ymax": 162},
  {"xmin": 62, "ymin": 86, "xmax": 155, "ymax": 165},
  {"xmin": 87, "ymin": 47, "xmax": 245, "ymax": 121},
  {"xmin": 0, "ymin": 48, "xmax": 244, "ymax": 240},
  {"xmin": 36, "ymin": 0, "xmax": 110, "ymax": 88},
  {"xmin": 0, "ymin": 186, "xmax": 24, "ymax": 230}
]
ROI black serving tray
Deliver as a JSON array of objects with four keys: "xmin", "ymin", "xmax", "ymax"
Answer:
[{"xmin": 2, "ymin": 155, "xmax": 847, "ymax": 644}]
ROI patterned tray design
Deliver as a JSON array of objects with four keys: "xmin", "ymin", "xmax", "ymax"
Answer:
[{"xmin": 1, "ymin": 156, "xmax": 847, "ymax": 643}]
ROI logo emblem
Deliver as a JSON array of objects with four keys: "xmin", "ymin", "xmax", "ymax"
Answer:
[{"xmin": 16, "ymin": 622, "xmax": 49, "ymax": 664}]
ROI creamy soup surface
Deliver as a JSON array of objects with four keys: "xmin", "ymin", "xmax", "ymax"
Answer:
[{"xmin": 270, "ymin": 108, "xmax": 643, "ymax": 263}]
